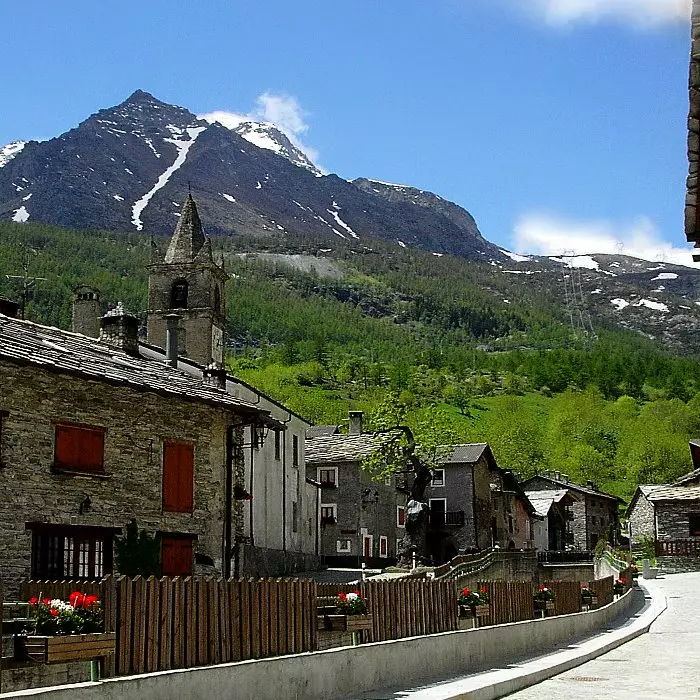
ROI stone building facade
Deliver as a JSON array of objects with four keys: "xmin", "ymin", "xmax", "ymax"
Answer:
[
  {"xmin": 522, "ymin": 472, "xmax": 622, "ymax": 551},
  {"xmin": 305, "ymin": 413, "xmax": 402, "ymax": 568},
  {"xmin": 0, "ymin": 309, "xmax": 269, "ymax": 595},
  {"xmin": 490, "ymin": 468, "xmax": 538, "ymax": 551},
  {"xmin": 147, "ymin": 195, "xmax": 228, "ymax": 366},
  {"xmin": 626, "ymin": 485, "xmax": 658, "ymax": 545}
]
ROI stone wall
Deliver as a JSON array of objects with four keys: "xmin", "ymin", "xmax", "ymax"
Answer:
[
  {"xmin": 628, "ymin": 492, "xmax": 656, "ymax": 545},
  {"xmin": 0, "ymin": 358, "xmax": 237, "ymax": 595},
  {"xmin": 686, "ymin": 1, "xmax": 700, "ymax": 244},
  {"xmin": 656, "ymin": 501, "xmax": 700, "ymax": 540},
  {"xmin": 1, "ymin": 660, "xmax": 92, "ymax": 694},
  {"xmin": 241, "ymin": 544, "xmax": 322, "ymax": 578}
]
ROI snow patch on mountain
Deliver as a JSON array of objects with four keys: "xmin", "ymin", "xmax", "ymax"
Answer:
[
  {"xmin": 550, "ymin": 255, "xmax": 600, "ymax": 270},
  {"xmin": 131, "ymin": 126, "xmax": 206, "ymax": 230},
  {"xmin": 635, "ymin": 299, "xmax": 669, "ymax": 312},
  {"xmin": 0, "ymin": 141, "xmax": 27, "ymax": 169},
  {"xmin": 611, "ymin": 298, "xmax": 629, "ymax": 310},
  {"xmin": 501, "ymin": 250, "xmax": 531, "ymax": 263},
  {"xmin": 651, "ymin": 272, "xmax": 678, "ymax": 281},
  {"xmin": 326, "ymin": 209, "xmax": 358, "ymax": 239},
  {"xmin": 12, "ymin": 206, "xmax": 29, "ymax": 222}
]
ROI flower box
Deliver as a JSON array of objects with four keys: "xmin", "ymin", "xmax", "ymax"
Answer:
[
  {"xmin": 534, "ymin": 600, "xmax": 554, "ymax": 612},
  {"xmin": 317, "ymin": 614, "xmax": 373, "ymax": 632},
  {"xmin": 17, "ymin": 633, "xmax": 116, "ymax": 664},
  {"xmin": 459, "ymin": 605, "xmax": 489, "ymax": 619}
]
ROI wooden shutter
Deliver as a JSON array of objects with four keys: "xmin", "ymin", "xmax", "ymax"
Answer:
[
  {"xmin": 163, "ymin": 442, "xmax": 194, "ymax": 512},
  {"xmin": 161, "ymin": 537, "xmax": 193, "ymax": 576},
  {"xmin": 54, "ymin": 424, "xmax": 104, "ymax": 472}
]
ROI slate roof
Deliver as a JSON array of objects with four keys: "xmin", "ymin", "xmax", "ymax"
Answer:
[
  {"xmin": 0, "ymin": 313, "xmax": 268, "ymax": 418},
  {"xmin": 306, "ymin": 425, "xmax": 341, "ymax": 439},
  {"xmin": 523, "ymin": 475, "xmax": 625, "ymax": 504},
  {"xmin": 441, "ymin": 443, "xmax": 490, "ymax": 464},
  {"xmin": 524, "ymin": 489, "xmax": 578, "ymax": 518},
  {"xmin": 674, "ymin": 467, "xmax": 700, "ymax": 486},
  {"xmin": 164, "ymin": 195, "xmax": 210, "ymax": 264},
  {"xmin": 646, "ymin": 485, "xmax": 700, "ymax": 502},
  {"xmin": 305, "ymin": 432, "xmax": 399, "ymax": 465}
]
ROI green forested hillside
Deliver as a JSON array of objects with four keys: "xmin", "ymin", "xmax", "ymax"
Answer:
[{"xmin": 1, "ymin": 220, "xmax": 699, "ymax": 500}]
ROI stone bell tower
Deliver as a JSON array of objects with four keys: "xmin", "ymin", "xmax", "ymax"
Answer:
[{"xmin": 147, "ymin": 195, "xmax": 228, "ymax": 366}]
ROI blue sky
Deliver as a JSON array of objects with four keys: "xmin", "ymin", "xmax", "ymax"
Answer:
[{"xmin": 1, "ymin": 0, "xmax": 695, "ymax": 263}]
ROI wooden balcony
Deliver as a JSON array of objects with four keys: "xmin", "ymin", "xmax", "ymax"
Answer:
[
  {"xmin": 655, "ymin": 539, "xmax": 700, "ymax": 557},
  {"xmin": 429, "ymin": 510, "xmax": 465, "ymax": 528}
]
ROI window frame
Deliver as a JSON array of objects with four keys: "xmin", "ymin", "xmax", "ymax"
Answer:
[
  {"xmin": 317, "ymin": 467, "xmax": 338, "ymax": 488},
  {"xmin": 52, "ymin": 421, "xmax": 106, "ymax": 476},
  {"xmin": 379, "ymin": 535, "xmax": 388, "ymax": 558},
  {"xmin": 432, "ymin": 468, "xmax": 445, "ymax": 487},
  {"xmin": 336, "ymin": 539, "xmax": 352, "ymax": 553},
  {"xmin": 397, "ymin": 505, "xmax": 406, "ymax": 528},
  {"xmin": 320, "ymin": 503, "xmax": 337, "ymax": 525}
]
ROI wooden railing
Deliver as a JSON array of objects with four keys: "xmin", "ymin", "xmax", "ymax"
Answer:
[
  {"xmin": 655, "ymin": 539, "xmax": 700, "ymax": 557},
  {"xmin": 537, "ymin": 551, "xmax": 593, "ymax": 564},
  {"xmin": 429, "ymin": 511, "xmax": 466, "ymax": 527}
]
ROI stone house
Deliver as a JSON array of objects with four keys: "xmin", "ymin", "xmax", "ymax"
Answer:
[
  {"xmin": 0, "ymin": 308, "xmax": 272, "ymax": 595},
  {"xmin": 423, "ymin": 443, "xmax": 497, "ymax": 563},
  {"xmin": 70, "ymin": 195, "xmax": 320, "ymax": 578},
  {"xmin": 305, "ymin": 412, "xmax": 403, "ymax": 568},
  {"xmin": 522, "ymin": 472, "xmax": 623, "ymax": 551},
  {"xmin": 525, "ymin": 489, "xmax": 579, "ymax": 552},
  {"xmin": 490, "ymin": 468, "xmax": 538, "ymax": 550}
]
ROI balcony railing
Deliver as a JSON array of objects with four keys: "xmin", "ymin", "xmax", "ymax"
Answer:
[
  {"xmin": 655, "ymin": 539, "xmax": 700, "ymax": 557},
  {"xmin": 537, "ymin": 550, "xmax": 593, "ymax": 564},
  {"xmin": 429, "ymin": 510, "xmax": 465, "ymax": 528}
]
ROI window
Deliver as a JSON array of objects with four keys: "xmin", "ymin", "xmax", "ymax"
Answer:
[
  {"xmin": 53, "ymin": 422, "xmax": 105, "ymax": 474},
  {"xmin": 321, "ymin": 504, "xmax": 337, "ymax": 525},
  {"xmin": 383, "ymin": 475, "xmax": 392, "ymax": 487},
  {"xmin": 336, "ymin": 539, "xmax": 351, "ymax": 553},
  {"xmin": 274, "ymin": 429, "xmax": 281, "ymax": 460},
  {"xmin": 508, "ymin": 515, "xmax": 514, "ymax": 534},
  {"xmin": 292, "ymin": 435, "xmax": 299, "ymax": 468},
  {"xmin": 379, "ymin": 535, "xmax": 388, "ymax": 558},
  {"xmin": 689, "ymin": 514, "xmax": 700, "ymax": 536},
  {"xmin": 163, "ymin": 441, "xmax": 194, "ymax": 513},
  {"xmin": 170, "ymin": 280, "xmax": 188, "ymax": 309},
  {"xmin": 318, "ymin": 468, "xmax": 337, "ymax": 488},
  {"xmin": 161, "ymin": 535, "xmax": 194, "ymax": 577},
  {"xmin": 29, "ymin": 523, "xmax": 115, "ymax": 580},
  {"xmin": 432, "ymin": 468, "xmax": 445, "ymax": 487},
  {"xmin": 397, "ymin": 505, "xmax": 406, "ymax": 528},
  {"xmin": 292, "ymin": 501, "xmax": 298, "ymax": 533}
]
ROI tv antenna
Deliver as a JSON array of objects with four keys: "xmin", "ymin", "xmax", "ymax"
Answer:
[{"xmin": 5, "ymin": 244, "xmax": 47, "ymax": 320}]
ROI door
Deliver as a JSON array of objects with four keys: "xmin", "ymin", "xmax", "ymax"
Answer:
[{"xmin": 429, "ymin": 498, "xmax": 447, "ymax": 528}]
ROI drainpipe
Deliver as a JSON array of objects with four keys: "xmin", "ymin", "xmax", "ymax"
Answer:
[
  {"xmin": 224, "ymin": 425, "xmax": 234, "ymax": 579},
  {"xmin": 282, "ymin": 429, "xmax": 287, "ymax": 552},
  {"xmin": 249, "ymin": 430, "xmax": 255, "ymax": 548}
]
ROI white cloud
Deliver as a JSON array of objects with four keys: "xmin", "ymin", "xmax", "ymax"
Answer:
[
  {"xmin": 200, "ymin": 92, "xmax": 320, "ymax": 165},
  {"xmin": 511, "ymin": 0, "xmax": 690, "ymax": 26},
  {"xmin": 512, "ymin": 212, "xmax": 696, "ymax": 265}
]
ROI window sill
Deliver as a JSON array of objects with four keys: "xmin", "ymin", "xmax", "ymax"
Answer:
[{"xmin": 51, "ymin": 465, "xmax": 111, "ymax": 479}]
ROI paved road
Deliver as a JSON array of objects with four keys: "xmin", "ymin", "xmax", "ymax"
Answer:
[{"xmin": 504, "ymin": 572, "xmax": 700, "ymax": 699}]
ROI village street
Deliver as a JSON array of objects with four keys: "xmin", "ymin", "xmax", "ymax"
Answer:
[{"xmin": 504, "ymin": 572, "xmax": 700, "ymax": 700}]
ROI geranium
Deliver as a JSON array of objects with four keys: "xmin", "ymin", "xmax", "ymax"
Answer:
[
  {"xmin": 27, "ymin": 591, "xmax": 103, "ymax": 635},
  {"xmin": 580, "ymin": 586, "xmax": 594, "ymax": 602},
  {"xmin": 533, "ymin": 585, "xmax": 555, "ymax": 602},
  {"xmin": 614, "ymin": 578, "xmax": 626, "ymax": 593},
  {"xmin": 336, "ymin": 590, "xmax": 368, "ymax": 615},
  {"xmin": 458, "ymin": 586, "xmax": 489, "ymax": 607}
]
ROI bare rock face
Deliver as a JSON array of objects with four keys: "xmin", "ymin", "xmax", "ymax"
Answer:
[{"xmin": 0, "ymin": 90, "xmax": 503, "ymax": 262}]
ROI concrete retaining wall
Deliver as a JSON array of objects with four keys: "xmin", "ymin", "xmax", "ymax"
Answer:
[{"xmin": 1, "ymin": 591, "xmax": 635, "ymax": 700}]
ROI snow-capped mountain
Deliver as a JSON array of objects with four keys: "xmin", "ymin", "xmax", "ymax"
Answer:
[
  {"xmin": 0, "ymin": 141, "xmax": 27, "ymax": 169},
  {"xmin": 0, "ymin": 90, "xmax": 498, "ymax": 260}
]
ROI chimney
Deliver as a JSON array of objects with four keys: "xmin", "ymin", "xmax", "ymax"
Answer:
[
  {"xmin": 561, "ymin": 474, "xmax": 569, "ymax": 483},
  {"xmin": 72, "ymin": 286, "xmax": 101, "ymax": 338},
  {"xmin": 99, "ymin": 303, "xmax": 139, "ymax": 357},
  {"xmin": 165, "ymin": 314, "xmax": 180, "ymax": 368},
  {"xmin": 0, "ymin": 296, "xmax": 20, "ymax": 318},
  {"xmin": 348, "ymin": 410, "xmax": 364, "ymax": 435},
  {"xmin": 203, "ymin": 363, "xmax": 227, "ymax": 390},
  {"xmin": 554, "ymin": 471, "xmax": 561, "ymax": 480}
]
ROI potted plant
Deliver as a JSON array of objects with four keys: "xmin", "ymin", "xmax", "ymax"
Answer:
[
  {"xmin": 613, "ymin": 578, "xmax": 626, "ymax": 596},
  {"xmin": 533, "ymin": 585, "xmax": 555, "ymax": 613},
  {"xmin": 320, "ymin": 590, "xmax": 373, "ymax": 632},
  {"xmin": 17, "ymin": 592, "xmax": 115, "ymax": 664},
  {"xmin": 580, "ymin": 585, "xmax": 597, "ymax": 609},
  {"xmin": 457, "ymin": 586, "xmax": 490, "ymax": 619}
]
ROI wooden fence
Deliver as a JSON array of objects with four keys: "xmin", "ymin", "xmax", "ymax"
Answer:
[
  {"xmin": 361, "ymin": 579, "xmax": 457, "ymax": 642},
  {"xmin": 588, "ymin": 575, "xmax": 614, "ymax": 607},
  {"xmin": 476, "ymin": 581, "xmax": 534, "ymax": 626},
  {"xmin": 317, "ymin": 583, "xmax": 360, "ymax": 597},
  {"xmin": 542, "ymin": 580, "xmax": 581, "ymax": 616},
  {"xmin": 20, "ymin": 580, "xmax": 103, "ymax": 601}
]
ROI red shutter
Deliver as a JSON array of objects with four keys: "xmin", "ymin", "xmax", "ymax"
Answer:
[
  {"xmin": 161, "ymin": 537, "xmax": 193, "ymax": 577},
  {"xmin": 55, "ymin": 424, "xmax": 104, "ymax": 472},
  {"xmin": 163, "ymin": 442, "xmax": 194, "ymax": 513}
]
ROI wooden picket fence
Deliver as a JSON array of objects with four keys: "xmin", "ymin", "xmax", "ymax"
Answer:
[
  {"xmin": 317, "ymin": 583, "xmax": 360, "ymax": 597},
  {"xmin": 361, "ymin": 579, "xmax": 457, "ymax": 641},
  {"xmin": 542, "ymin": 580, "xmax": 582, "ymax": 616},
  {"xmin": 20, "ymin": 580, "xmax": 103, "ymax": 601},
  {"xmin": 475, "ymin": 581, "xmax": 533, "ymax": 625},
  {"xmin": 588, "ymin": 575, "xmax": 614, "ymax": 607}
]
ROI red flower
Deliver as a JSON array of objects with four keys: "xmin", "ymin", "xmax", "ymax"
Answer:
[
  {"xmin": 84, "ymin": 595, "xmax": 99, "ymax": 607},
  {"xmin": 69, "ymin": 591, "xmax": 85, "ymax": 608},
  {"xmin": 538, "ymin": 585, "xmax": 546, "ymax": 591},
  {"xmin": 42, "ymin": 598, "xmax": 51, "ymax": 605},
  {"xmin": 49, "ymin": 608, "xmax": 59, "ymax": 617},
  {"xmin": 338, "ymin": 592, "xmax": 347, "ymax": 601},
  {"xmin": 479, "ymin": 587, "xmax": 488, "ymax": 593},
  {"xmin": 28, "ymin": 597, "xmax": 38, "ymax": 605},
  {"xmin": 462, "ymin": 588, "xmax": 471, "ymax": 596},
  {"xmin": 353, "ymin": 590, "xmax": 361, "ymax": 596},
  {"xmin": 618, "ymin": 578, "xmax": 627, "ymax": 584}
]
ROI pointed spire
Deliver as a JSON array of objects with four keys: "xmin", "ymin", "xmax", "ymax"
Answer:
[{"xmin": 165, "ymin": 195, "xmax": 206, "ymax": 263}]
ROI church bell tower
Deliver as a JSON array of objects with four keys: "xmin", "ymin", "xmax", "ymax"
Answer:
[{"xmin": 147, "ymin": 195, "xmax": 228, "ymax": 366}]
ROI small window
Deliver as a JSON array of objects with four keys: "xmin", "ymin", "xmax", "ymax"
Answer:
[
  {"xmin": 292, "ymin": 435, "xmax": 299, "ymax": 468},
  {"xmin": 53, "ymin": 422, "xmax": 105, "ymax": 474},
  {"xmin": 292, "ymin": 501, "xmax": 299, "ymax": 533},
  {"xmin": 161, "ymin": 535, "xmax": 194, "ymax": 577},
  {"xmin": 170, "ymin": 280, "xmax": 188, "ymax": 309},
  {"xmin": 397, "ymin": 505, "xmax": 406, "ymax": 528},
  {"xmin": 689, "ymin": 514, "xmax": 700, "ymax": 536},
  {"xmin": 432, "ymin": 468, "xmax": 445, "ymax": 487},
  {"xmin": 274, "ymin": 429, "xmax": 281, "ymax": 460},
  {"xmin": 318, "ymin": 468, "xmax": 337, "ymax": 488},
  {"xmin": 384, "ymin": 474, "xmax": 392, "ymax": 487},
  {"xmin": 321, "ymin": 504, "xmax": 337, "ymax": 525},
  {"xmin": 379, "ymin": 535, "xmax": 388, "ymax": 558},
  {"xmin": 336, "ymin": 539, "xmax": 351, "ymax": 553},
  {"xmin": 163, "ymin": 441, "xmax": 194, "ymax": 513}
]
